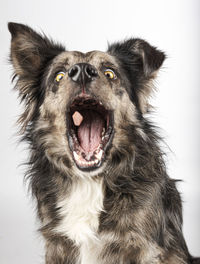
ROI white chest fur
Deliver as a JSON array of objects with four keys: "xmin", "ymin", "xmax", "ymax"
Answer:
[{"xmin": 54, "ymin": 177, "xmax": 104, "ymax": 263}]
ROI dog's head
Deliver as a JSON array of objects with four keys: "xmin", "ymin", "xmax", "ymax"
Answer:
[{"xmin": 8, "ymin": 22, "xmax": 165, "ymax": 177}]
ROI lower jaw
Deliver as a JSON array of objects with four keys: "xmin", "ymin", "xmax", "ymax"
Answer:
[
  {"xmin": 72, "ymin": 147, "xmax": 104, "ymax": 171},
  {"xmin": 73, "ymin": 160, "xmax": 107, "ymax": 177},
  {"xmin": 69, "ymin": 129, "xmax": 114, "ymax": 171}
]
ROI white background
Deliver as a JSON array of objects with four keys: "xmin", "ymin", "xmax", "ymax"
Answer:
[{"xmin": 0, "ymin": 0, "xmax": 199, "ymax": 263}]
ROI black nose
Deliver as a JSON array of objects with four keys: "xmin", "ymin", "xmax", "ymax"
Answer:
[{"xmin": 68, "ymin": 63, "xmax": 98, "ymax": 85}]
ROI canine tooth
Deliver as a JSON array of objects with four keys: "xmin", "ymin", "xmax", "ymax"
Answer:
[
  {"xmin": 73, "ymin": 151, "xmax": 80, "ymax": 161},
  {"xmin": 96, "ymin": 149, "xmax": 103, "ymax": 160}
]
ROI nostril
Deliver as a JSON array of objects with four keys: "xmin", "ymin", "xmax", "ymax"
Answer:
[
  {"xmin": 68, "ymin": 63, "xmax": 98, "ymax": 84},
  {"xmin": 85, "ymin": 65, "xmax": 98, "ymax": 79},
  {"xmin": 68, "ymin": 65, "xmax": 81, "ymax": 82}
]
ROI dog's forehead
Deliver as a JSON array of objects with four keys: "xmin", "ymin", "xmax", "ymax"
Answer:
[
  {"xmin": 85, "ymin": 50, "xmax": 117, "ymax": 65},
  {"xmin": 54, "ymin": 50, "xmax": 118, "ymax": 68}
]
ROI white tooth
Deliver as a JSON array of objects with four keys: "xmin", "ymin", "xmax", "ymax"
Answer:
[
  {"xmin": 96, "ymin": 149, "xmax": 103, "ymax": 160},
  {"xmin": 94, "ymin": 159, "xmax": 99, "ymax": 164},
  {"xmin": 73, "ymin": 151, "xmax": 80, "ymax": 161}
]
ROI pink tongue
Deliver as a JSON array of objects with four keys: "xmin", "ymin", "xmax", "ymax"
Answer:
[{"xmin": 77, "ymin": 110, "xmax": 104, "ymax": 152}]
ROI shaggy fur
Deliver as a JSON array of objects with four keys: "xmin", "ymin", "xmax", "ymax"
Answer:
[{"xmin": 8, "ymin": 22, "xmax": 199, "ymax": 264}]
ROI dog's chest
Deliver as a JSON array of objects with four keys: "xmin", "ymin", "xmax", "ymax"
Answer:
[{"xmin": 55, "ymin": 177, "xmax": 104, "ymax": 263}]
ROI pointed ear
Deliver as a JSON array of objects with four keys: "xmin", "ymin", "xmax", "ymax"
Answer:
[
  {"xmin": 135, "ymin": 39, "xmax": 165, "ymax": 77},
  {"xmin": 8, "ymin": 22, "xmax": 65, "ymax": 77},
  {"xmin": 108, "ymin": 38, "xmax": 166, "ymax": 113},
  {"xmin": 108, "ymin": 38, "xmax": 165, "ymax": 77},
  {"xmin": 8, "ymin": 22, "xmax": 65, "ymax": 132}
]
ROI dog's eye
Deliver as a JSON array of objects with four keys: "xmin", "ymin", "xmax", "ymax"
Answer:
[
  {"xmin": 104, "ymin": 69, "xmax": 116, "ymax": 80},
  {"xmin": 55, "ymin": 72, "xmax": 65, "ymax": 83}
]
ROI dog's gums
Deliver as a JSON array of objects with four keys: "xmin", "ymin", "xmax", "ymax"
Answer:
[{"xmin": 68, "ymin": 96, "xmax": 114, "ymax": 170}]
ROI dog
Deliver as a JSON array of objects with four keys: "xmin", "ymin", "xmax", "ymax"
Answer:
[{"xmin": 8, "ymin": 22, "xmax": 200, "ymax": 264}]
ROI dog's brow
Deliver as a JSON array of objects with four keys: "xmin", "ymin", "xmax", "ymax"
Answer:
[
  {"xmin": 55, "ymin": 61, "xmax": 69, "ymax": 69},
  {"xmin": 51, "ymin": 56, "xmax": 69, "ymax": 69},
  {"xmin": 101, "ymin": 61, "xmax": 118, "ymax": 69}
]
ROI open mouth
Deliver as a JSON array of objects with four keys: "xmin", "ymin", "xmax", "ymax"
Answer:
[{"xmin": 67, "ymin": 96, "xmax": 114, "ymax": 171}]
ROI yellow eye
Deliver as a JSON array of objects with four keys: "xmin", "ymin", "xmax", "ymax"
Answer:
[
  {"xmin": 104, "ymin": 69, "xmax": 116, "ymax": 79},
  {"xmin": 55, "ymin": 72, "xmax": 65, "ymax": 82}
]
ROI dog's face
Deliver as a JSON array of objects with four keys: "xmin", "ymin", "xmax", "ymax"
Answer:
[
  {"xmin": 8, "ymin": 23, "xmax": 165, "ymax": 177},
  {"xmin": 40, "ymin": 50, "xmax": 125, "ymax": 173}
]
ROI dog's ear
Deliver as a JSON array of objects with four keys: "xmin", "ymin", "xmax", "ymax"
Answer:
[
  {"xmin": 8, "ymin": 22, "xmax": 65, "ymax": 77},
  {"xmin": 108, "ymin": 38, "xmax": 165, "ymax": 113},
  {"xmin": 8, "ymin": 22, "xmax": 65, "ymax": 132}
]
